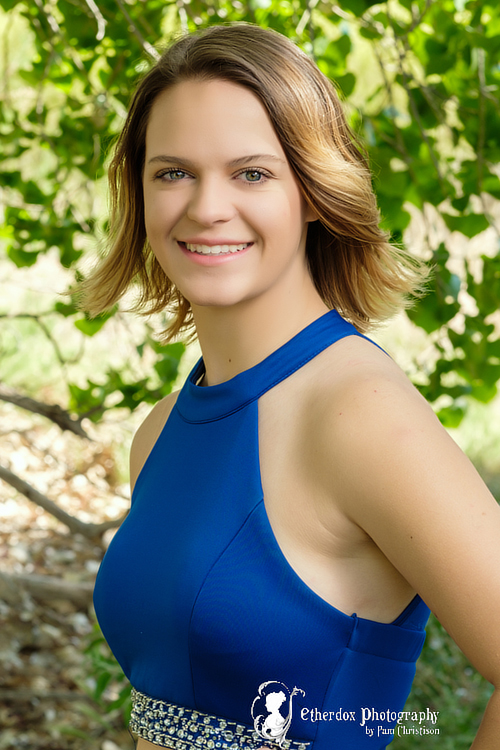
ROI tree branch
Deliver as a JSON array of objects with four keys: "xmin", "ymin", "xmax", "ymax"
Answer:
[
  {"xmin": 0, "ymin": 464, "xmax": 127, "ymax": 541},
  {"xmin": 371, "ymin": 42, "xmax": 418, "ymax": 181},
  {"xmin": 407, "ymin": 0, "xmax": 433, "ymax": 34},
  {"xmin": 33, "ymin": 0, "xmax": 60, "ymax": 35},
  {"xmin": 84, "ymin": 0, "xmax": 107, "ymax": 41},
  {"xmin": 0, "ymin": 311, "xmax": 82, "ymax": 367},
  {"xmin": 477, "ymin": 45, "xmax": 486, "ymax": 193},
  {"xmin": 0, "ymin": 570, "xmax": 94, "ymax": 608},
  {"xmin": 475, "ymin": 46, "xmax": 500, "ymax": 238},
  {"xmin": 0, "ymin": 385, "xmax": 89, "ymax": 438},
  {"xmin": 114, "ymin": 0, "xmax": 160, "ymax": 60},
  {"xmin": 0, "ymin": 687, "xmax": 94, "ymax": 703},
  {"xmin": 391, "ymin": 42, "xmax": 446, "ymax": 190}
]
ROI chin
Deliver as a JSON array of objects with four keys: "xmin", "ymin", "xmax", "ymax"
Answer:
[
  {"xmin": 189, "ymin": 296, "xmax": 246, "ymax": 310},
  {"xmin": 179, "ymin": 285, "xmax": 253, "ymax": 311}
]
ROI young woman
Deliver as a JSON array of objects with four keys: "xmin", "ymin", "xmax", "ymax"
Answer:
[{"xmin": 83, "ymin": 23, "xmax": 500, "ymax": 749}]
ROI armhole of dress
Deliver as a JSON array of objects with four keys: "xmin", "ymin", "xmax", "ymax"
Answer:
[{"xmin": 391, "ymin": 594, "xmax": 430, "ymax": 630}]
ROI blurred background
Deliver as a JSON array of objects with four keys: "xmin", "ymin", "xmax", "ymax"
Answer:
[{"xmin": 0, "ymin": 0, "xmax": 499, "ymax": 747}]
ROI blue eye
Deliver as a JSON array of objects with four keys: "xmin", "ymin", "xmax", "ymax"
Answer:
[
  {"xmin": 153, "ymin": 167, "xmax": 270, "ymax": 183},
  {"xmin": 157, "ymin": 169, "xmax": 187, "ymax": 181},
  {"xmin": 244, "ymin": 170, "xmax": 263, "ymax": 182},
  {"xmin": 239, "ymin": 169, "xmax": 269, "ymax": 183}
]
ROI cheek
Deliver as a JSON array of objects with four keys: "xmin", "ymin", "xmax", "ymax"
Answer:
[
  {"xmin": 270, "ymin": 188, "xmax": 306, "ymax": 227},
  {"xmin": 143, "ymin": 193, "xmax": 182, "ymax": 250},
  {"xmin": 142, "ymin": 195, "xmax": 171, "ymax": 269},
  {"xmin": 254, "ymin": 194, "xmax": 293, "ymax": 235},
  {"xmin": 142, "ymin": 188, "xmax": 158, "ymax": 237}
]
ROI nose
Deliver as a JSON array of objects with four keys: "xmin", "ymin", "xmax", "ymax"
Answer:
[{"xmin": 185, "ymin": 176, "xmax": 237, "ymax": 226}]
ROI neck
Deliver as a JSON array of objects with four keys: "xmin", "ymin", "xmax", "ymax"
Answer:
[{"xmin": 191, "ymin": 277, "xmax": 329, "ymax": 386}]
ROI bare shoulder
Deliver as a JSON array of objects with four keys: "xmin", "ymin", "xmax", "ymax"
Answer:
[
  {"xmin": 290, "ymin": 332, "xmax": 437, "ymax": 508},
  {"xmin": 304, "ymin": 332, "xmax": 426, "ymax": 429},
  {"xmin": 310, "ymin": 332, "xmax": 459, "ymax": 496},
  {"xmin": 129, "ymin": 390, "xmax": 180, "ymax": 494}
]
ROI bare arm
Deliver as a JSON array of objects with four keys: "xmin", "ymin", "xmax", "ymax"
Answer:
[{"xmin": 318, "ymin": 366, "xmax": 500, "ymax": 749}]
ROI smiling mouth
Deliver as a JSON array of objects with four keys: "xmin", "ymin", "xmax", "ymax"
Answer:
[{"xmin": 180, "ymin": 241, "xmax": 252, "ymax": 255}]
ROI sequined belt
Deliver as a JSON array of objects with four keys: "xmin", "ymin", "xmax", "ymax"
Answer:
[{"xmin": 130, "ymin": 688, "xmax": 311, "ymax": 750}]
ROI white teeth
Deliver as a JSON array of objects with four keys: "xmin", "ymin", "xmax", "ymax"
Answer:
[{"xmin": 185, "ymin": 242, "xmax": 250, "ymax": 255}]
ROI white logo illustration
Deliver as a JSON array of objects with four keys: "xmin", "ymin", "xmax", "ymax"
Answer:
[{"xmin": 251, "ymin": 681, "xmax": 305, "ymax": 747}]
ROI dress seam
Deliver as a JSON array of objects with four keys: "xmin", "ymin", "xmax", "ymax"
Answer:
[
  {"xmin": 187, "ymin": 499, "xmax": 265, "ymax": 707},
  {"xmin": 310, "ymin": 616, "xmax": 357, "ymax": 745}
]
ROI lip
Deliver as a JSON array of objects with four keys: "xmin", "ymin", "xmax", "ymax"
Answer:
[
  {"xmin": 177, "ymin": 240, "xmax": 253, "ymax": 266},
  {"xmin": 179, "ymin": 238, "xmax": 253, "ymax": 246}
]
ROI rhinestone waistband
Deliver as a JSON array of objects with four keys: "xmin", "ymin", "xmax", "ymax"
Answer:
[{"xmin": 130, "ymin": 688, "xmax": 311, "ymax": 750}]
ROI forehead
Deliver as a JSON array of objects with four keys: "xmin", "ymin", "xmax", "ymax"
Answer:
[{"xmin": 144, "ymin": 78, "xmax": 286, "ymax": 161}]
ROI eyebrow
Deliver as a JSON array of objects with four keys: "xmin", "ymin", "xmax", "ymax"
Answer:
[{"xmin": 147, "ymin": 153, "xmax": 286, "ymax": 168}]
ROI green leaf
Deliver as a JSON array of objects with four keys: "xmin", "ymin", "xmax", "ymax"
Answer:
[
  {"xmin": 425, "ymin": 39, "xmax": 455, "ymax": 75},
  {"xmin": 410, "ymin": 88, "xmax": 439, "ymax": 130},
  {"xmin": 407, "ymin": 248, "xmax": 461, "ymax": 334},
  {"xmin": 60, "ymin": 242, "xmax": 83, "ymax": 268},
  {"xmin": 153, "ymin": 342, "xmax": 186, "ymax": 388},
  {"xmin": 471, "ymin": 256, "xmax": 500, "ymax": 316},
  {"xmin": 94, "ymin": 671, "xmax": 113, "ymax": 701},
  {"xmin": 436, "ymin": 404, "xmax": 466, "ymax": 428},
  {"xmin": 106, "ymin": 683, "xmax": 132, "ymax": 714},
  {"xmin": 482, "ymin": 173, "xmax": 500, "ymax": 198},
  {"xmin": 68, "ymin": 381, "xmax": 105, "ymax": 419},
  {"xmin": 74, "ymin": 317, "xmax": 109, "ymax": 336},
  {"xmin": 470, "ymin": 381, "xmax": 498, "ymax": 403},
  {"xmin": 377, "ymin": 192, "xmax": 412, "ymax": 234},
  {"xmin": 74, "ymin": 307, "xmax": 117, "ymax": 336},
  {"xmin": 451, "ymin": 196, "xmax": 469, "ymax": 212},
  {"xmin": 442, "ymin": 213, "xmax": 490, "ymax": 237},
  {"xmin": 7, "ymin": 247, "xmax": 40, "ymax": 267},
  {"xmin": 359, "ymin": 25, "xmax": 382, "ymax": 40},
  {"xmin": 340, "ymin": 0, "xmax": 370, "ymax": 16},
  {"xmin": 408, "ymin": 293, "xmax": 459, "ymax": 334},
  {"xmin": 54, "ymin": 301, "xmax": 78, "ymax": 317},
  {"xmin": 335, "ymin": 73, "xmax": 356, "ymax": 97}
]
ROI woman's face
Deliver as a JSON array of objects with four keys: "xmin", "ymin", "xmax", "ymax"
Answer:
[{"xmin": 142, "ymin": 78, "xmax": 316, "ymax": 311}]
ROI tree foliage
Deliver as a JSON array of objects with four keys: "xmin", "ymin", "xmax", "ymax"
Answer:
[{"xmin": 0, "ymin": 0, "xmax": 499, "ymax": 426}]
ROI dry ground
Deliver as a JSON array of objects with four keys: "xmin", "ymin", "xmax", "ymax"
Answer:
[{"xmin": 0, "ymin": 403, "xmax": 135, "ymax": 749}]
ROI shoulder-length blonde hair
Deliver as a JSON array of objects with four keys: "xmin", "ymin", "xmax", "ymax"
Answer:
[{"xmin": 80, "ymin": 22, "xmax": 427, "ymax": 340}]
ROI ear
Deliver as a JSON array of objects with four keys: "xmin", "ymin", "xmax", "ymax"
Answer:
[
  {"xmin": 304, "ymin": 199, "xmax": 319, "ymax": 223},
  {"xmin": 305, "ymin": 205, "xmax": 319, "ymax": 223}
]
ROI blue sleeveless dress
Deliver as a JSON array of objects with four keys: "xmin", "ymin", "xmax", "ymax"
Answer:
[{"xmin": 93, "ymin": 310, "xmax": 430, "ymax": 749}]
